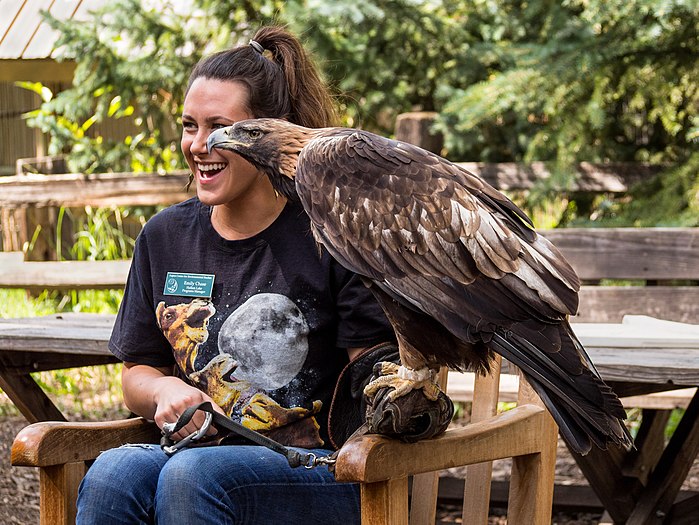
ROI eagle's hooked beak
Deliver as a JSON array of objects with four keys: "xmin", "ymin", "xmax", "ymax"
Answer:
[{"xmin": 206, "ymin": 126, "xmax": 237, "ymax": 154}]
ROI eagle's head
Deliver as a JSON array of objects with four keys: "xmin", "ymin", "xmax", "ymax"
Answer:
[{"xmin": 206, "ymin": 118, "xmax": 321, "ymax": 201}]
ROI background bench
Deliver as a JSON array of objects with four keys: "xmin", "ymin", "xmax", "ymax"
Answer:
[
  {"xmin": 4, "ymin": 227, "xmax": 697, "ymax": 321},
  {"xmin": 0, "ymin": 252, "xmax": 129, "ymax": 292}
]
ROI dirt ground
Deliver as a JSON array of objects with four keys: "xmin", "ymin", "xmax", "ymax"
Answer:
[
  {"xmin": 1, "ymin": 416, "xmax": 41, "ymax": 524},
  {"xmin": 1, "ymin": 414, "xmax": 698, "ymax": 524}
]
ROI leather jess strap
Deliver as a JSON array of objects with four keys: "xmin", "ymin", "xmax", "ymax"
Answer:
[{"xmin": 159, "ymin": 401, "xmax": 335, "ymax": 469}]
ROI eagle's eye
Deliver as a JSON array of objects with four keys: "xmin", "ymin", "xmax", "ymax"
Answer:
[{"xmin": 248, "ymin": 129, "xmax": 263, "ymax": 139}]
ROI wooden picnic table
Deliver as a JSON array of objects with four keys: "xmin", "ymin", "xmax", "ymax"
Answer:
[
  {"xmin": 566, "ymin": 317, "xmax": 699, "ymax": 524},
  {"xmin": 1, "ymin": 313, "xmax": 698, "ymax": 522},
  {"xmin": 0, "ymin": 313, "xmax": 118, "ymax": 422}
]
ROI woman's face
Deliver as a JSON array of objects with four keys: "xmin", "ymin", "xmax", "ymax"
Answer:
[{"xmin": 181, "ymin": 78, "xmax": 269, "ymax": 206}]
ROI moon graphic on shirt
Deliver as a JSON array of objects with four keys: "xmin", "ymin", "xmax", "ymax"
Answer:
[{"xmin": 217, "ymin": 293, "xmax": 310, "ymax": 390}]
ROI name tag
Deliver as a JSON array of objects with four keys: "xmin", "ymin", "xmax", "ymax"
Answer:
[{"xmin": 163, "ymin": 272, "xmax": 215, "ymax": 298}]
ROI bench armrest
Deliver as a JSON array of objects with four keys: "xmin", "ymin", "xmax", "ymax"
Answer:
[
  {"xmin": 12, "ymin": 417, "xmax": 161, "ymax": 467},
  {"xmin": 334, "ymin": 403, "xmax": 546, "ymax": 483}
]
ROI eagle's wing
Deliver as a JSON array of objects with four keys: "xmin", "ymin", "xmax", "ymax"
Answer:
[
  {"xmin": 297, "ymin": 130, "xmax": 579, "ymax": 338},
  {"xmin": 296, "ymin": 130, "xmax": 630, "ymax": 454}
]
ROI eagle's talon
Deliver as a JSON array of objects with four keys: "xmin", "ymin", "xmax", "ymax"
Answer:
[
  {"xmin": 379, "ymin": 361, "xmax": 400, "ymax": 375},
  {"xmin": 363, "ymin": 365, "xmax": 442, "ymax": 402}
]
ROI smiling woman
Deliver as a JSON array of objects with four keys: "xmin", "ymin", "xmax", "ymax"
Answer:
[{"xmin": 74, "ymin": 25, "xmax": 396, "ymax": 525}]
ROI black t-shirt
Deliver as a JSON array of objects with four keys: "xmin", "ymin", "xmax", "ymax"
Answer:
[{"xmin": 109, "ymin": 197, "xmax": 394, "ymax": 448}]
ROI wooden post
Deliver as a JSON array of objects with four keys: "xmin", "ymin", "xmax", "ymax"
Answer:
[
  {"xmin": 394, "ymin": 112, "xmax": 443, "ymax": 154},
  {"xmin": 409, "ymin": 367, "xmax": 449, "ymax": 525},
  {"xmin": 507, "ymin": 377, "xmax": 558, "ymax": 525},
  {"xmin": 39, "ymin": 462, "xmax": 85, "ymax": 525},
  {"xmin": 361, "ymin": 478, "xmax": 409, "ymax": 525},
  {"xmin": 461, "ymin": 355, "xmax": 502, "ymax": 525},
  {"xmin": 1, "ymin": 207, "xmax": 27, "ymax": 252}
]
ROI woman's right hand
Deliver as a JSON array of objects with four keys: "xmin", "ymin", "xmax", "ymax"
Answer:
[
  {"xmin": 152, "ymin": 375, "xmax": 222, "ymax": 440},
  {"xmin": 121, "ymin": 363, "xmax": 223, "ymax": 441}
]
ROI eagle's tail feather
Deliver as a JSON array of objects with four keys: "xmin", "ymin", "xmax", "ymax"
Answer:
[{"xmin": 490, "ymin": 329, "xmax": 633, "ymax": 456}]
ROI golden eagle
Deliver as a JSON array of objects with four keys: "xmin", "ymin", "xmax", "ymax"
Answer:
[{"xmin": 207, "ymin": 119, "xmax": 632, "ymax": 454}]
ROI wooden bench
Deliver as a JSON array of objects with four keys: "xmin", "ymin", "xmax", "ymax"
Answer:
[
  {"xmin": 5, "ymin": 226, "xmax": 699, "ymax": 524},
  {"xmin": 11, "ymin": 357, "xmax": 559, "ymax": 525},
  {"xmin": 0, "ymin": 252, "xmax": 130, "ymax": 292}
]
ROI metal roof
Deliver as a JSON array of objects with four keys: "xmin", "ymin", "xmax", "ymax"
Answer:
[{"xmin": 0, "ymin": 0, "xmax": 107, "ymax": 60}]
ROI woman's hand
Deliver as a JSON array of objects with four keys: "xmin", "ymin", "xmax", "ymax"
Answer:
[
  {"xmin": 152, "ymin": 376, "xmax": 221, "ymax": 441},
  {"xmin": 121, "ymin": 362, "xmax": 224, "ymax": 441}
]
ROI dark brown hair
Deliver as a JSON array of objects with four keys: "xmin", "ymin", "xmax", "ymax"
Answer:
[{"xmin": 186, "ymin": 26, "xmax": 338, "ymax": 128}]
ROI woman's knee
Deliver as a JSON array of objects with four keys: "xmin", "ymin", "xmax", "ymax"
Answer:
[{"xmin": 77, "ymin": 444, "xmax": 167, "ymax": 524}]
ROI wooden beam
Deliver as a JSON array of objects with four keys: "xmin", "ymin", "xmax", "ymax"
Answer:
[
  {"xmin": 575, "ymin": 287, "xmax": 699, "ymax": 324},
  {"xmin": 667, "ymin": 493, "xmax": 699, "ymax": 525},
  {"xmin": 542, "ymin": 228, "xmax": 699, "ymax": 281},
  {"xmin": 393, "ymin": 113, "xmax": 662, "ymax": 192},
  {"xmin": 622, "ymin": 409, "xmax": 672, "ymax": 484},
  {"xmin": 0, "ymin": 316, "xmax": 113, "ymax": 356},
  {"xmin": 0, "ymin": 350, "xmax": 118, "ymax": 374},
  {"xmin": 0, "ymin": 352, "xmax": 66, "ymax": 423},
  {"xmin": 458, "ymin": 161, "xmax": 661, "ymax": 193},
  {"xmin": 0, "ymin": 259, "xmax": 130, "ymax": 290},
  {"xmin": 626, "ymin": 392, "xmax": 699, "ymax": 524},
  {"xmin": 570, "ymin": 444, "xmax": 641, "ymax": 523},
  {"xmin": 437, "ymin": 477, "xmax": 699, "ymax": 514},
  {"xmin": 0, "ymin": 171, "xmax": 191, "ymax": 207}
]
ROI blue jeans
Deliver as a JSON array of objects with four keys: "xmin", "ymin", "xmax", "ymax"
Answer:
[{"xmin": 76, "ymin": 444, "xmax": 360, "ymax": 525}]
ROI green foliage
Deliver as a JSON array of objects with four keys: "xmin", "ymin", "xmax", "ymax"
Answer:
[
  {"xmin": 70, "ymin": 205, "xmax": 141, "ymax": 261},
  {"xmin": 432, "ymin": 0, "xmax": 698, "ymax": 224},
  {"xmin": 26, "ymin": 364, "xmax": 127, "ymax": 418},
  {"xmin": 1, "ymin": 203, "xmax": 136, "ymax": 313},
  {"xmin": 285, "ymin": 0, "xmax": 477, "ymax": 132},
  {"xmin": 22, "ymin": 0, "xmax": 235, "ymax": 173},
  {"xmin": 19, "ymin": 81, "xmax": 135, "ymax": 174},
  {"xmin": 436, "ymin": 1, "xmax": 699, "ymax": 163},
  {"xmin": 20, "ymin": 0, "xmax": 699, "ymax": 225},
  {"xmin": 0, "ymin": 287, "xmax": 123, "ymax": 316},
  {"xmin": 0, "ymin": 289, "xmax": 59, "ymax": 318}
]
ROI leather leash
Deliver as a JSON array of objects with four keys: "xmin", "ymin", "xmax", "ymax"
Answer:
[{"xmin": 159, "ymin": 401, "xmax": 337, "ymax": 469}]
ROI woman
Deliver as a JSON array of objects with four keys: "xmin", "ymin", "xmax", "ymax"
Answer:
[{"xmin": 76, "ymin": 26, "xmax": 395, "ymax": 524}]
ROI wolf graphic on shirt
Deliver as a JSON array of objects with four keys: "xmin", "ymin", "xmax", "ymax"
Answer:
[{"xmin": 156, "ymin": 297, "xmax": 324, "ymax": 447}]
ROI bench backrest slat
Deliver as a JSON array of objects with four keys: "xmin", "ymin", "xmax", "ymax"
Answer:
[
  {"xmin": 0, "ymin": 259, "xmax": 130, "ymax": 290},
  {"xmin": 541, "ymin": 228, "xmax": 699, "ymax": 281},
  {"xmin": 2, "ymin": 228, "xmax": 696, "ymax": 323},
  {"xmin": 576, "ymin": 287, "xmax": 699, "ymax": 323}
]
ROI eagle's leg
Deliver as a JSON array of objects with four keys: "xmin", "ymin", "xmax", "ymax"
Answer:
[
  {"xmin": 361, "ymin": 285, "xmax": 447, "ymax": 402},
  {"xmin": 363, "ymin": 361, "xmax": 442, "ymax": 402}
]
